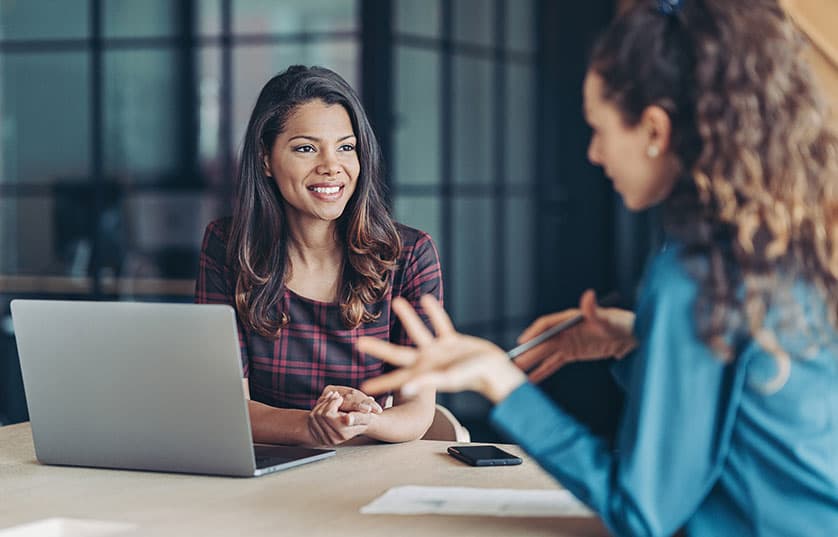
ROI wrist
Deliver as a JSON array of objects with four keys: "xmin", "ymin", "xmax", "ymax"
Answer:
[
  {"xmin": 362, "ymin": 411, "xmax": 383, "ymax": 438},
  {"xmin": 480, "ymin": 359, "xmax": 527, "ymax": 404}
]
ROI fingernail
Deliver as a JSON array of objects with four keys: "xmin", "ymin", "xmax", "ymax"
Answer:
[
  {"xmin": 359, "ymin": 403, "xmax": 372, "ymax": 412},
  {"xmin": 347, "ymin": 415, "xmax": 354, "ymax": 426}
]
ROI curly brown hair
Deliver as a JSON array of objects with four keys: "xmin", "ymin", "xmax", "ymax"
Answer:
[
  {"xmin": 591, "ymin": 0, "xmax": 838, "ymax": 388},
  {"xmin": 230, "ymin": 66, "xmax": 400, "ymax": 337}
]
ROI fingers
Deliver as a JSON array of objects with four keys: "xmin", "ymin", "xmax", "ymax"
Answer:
[
  {"xmin": 361, "ymin": 367, "xmax": 420, "ymax": 396},
  {"xmin": 308, "ymin": 392, "xmax": 341, "ymax": 445},
  {"xmin": 321, "ymin": 385, "xmax": 382, "ymax": 412},
  {"xmin": 512, "ymin": 345, "xmax": 553, "ymax": 372},
  {"xmin": 337, "ymin": 390, "xmax": 383, "ymax": 414},
  {"xmin": 419, "ymin": 295, "xmax": 456, "ymax": 338},
  {"xmin": 579, "ymin": 289, "xmax": 601, "ymax": 321},
  {"xmin": 517, "ymin": 310, "xmax": 580, "ymax": 343},
  {"xmin": 392, "ymin": 297, "xmax": 435, "ymax": 346},
  {"xmin": 342, "ymin": 410, "xmax": 374, "ymax": 428},
  {"xmin": 527, "ymin": 352, "xmax": 568, "ymax": 383},
  {"xmin": 309, "ymin": 390, "xmax": 377, "ymax": 446},
  {"xmin": 357, "ymin": 337, "xmax": 417, "ymax": 367}
]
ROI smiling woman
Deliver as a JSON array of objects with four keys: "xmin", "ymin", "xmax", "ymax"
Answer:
[
  {"xmin": 266, "ymin": 100, "xmax": 360, "ymax": 228},
  {"xmin": 194, "ymin": 66, "xmax": 442, "ymax": 448}
]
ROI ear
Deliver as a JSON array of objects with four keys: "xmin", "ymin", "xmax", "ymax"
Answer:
[
  {"xmin": 262, "ymin": 153, "xmax": 272, "ymax": 178},
  {"xmin": 640, "ymin": 105, "xmax": 673, "ymax": 154}
]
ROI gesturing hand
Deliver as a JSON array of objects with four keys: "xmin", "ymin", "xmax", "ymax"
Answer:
[
  {"xmin": 513, "ymin": 290, "xmax": 637, "ymax": 383},
  {"xmin": 358, "ymin": 295, "xmax": 526, "ymax": 404}
]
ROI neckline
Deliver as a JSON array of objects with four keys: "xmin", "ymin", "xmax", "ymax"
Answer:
[{"xmin": 286, "ymin": 287, "xmax": 340, "ymax": 307}]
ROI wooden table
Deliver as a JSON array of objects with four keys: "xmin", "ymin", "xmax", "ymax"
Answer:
[{"xmin": 0, "ymin": 423, "xmax": 609, "ymax": 536}]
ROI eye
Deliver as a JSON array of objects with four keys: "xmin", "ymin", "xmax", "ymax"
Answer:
[
  {"xmin": 338, "ymin": 143, "xmax": 356, "ymax": 152},
  {"xmin": 293, "ymin": 145, "xmax": 315, "ymax": 153}
]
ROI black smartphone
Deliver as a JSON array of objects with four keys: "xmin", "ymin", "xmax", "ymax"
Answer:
[{"xmin": 447, "ymin": 445, "xmax": 523, "ymax": 467}]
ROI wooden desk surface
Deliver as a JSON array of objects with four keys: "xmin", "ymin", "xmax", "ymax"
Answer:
[{"xmin": 0, "ymin": 423, "xmax": 609, "ymax": 537}]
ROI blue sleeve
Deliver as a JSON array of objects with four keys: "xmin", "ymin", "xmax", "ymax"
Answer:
[{"xmin": 491, "ymin": 248, "xmax": 742, "ymax": 536}]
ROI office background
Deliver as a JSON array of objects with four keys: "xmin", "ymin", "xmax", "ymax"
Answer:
[{"xmin": 0, "ymin": 0, "xmax": 660, "ymax": 439}]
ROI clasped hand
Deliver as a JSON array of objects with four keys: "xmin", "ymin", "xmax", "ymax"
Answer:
[{"xmin": 307, "ymin": 385, "xmax": 383, "ymax": 446}]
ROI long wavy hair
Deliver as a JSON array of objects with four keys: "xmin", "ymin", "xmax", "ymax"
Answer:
[
  {"xmin": 591, "ymin": 0, "xmax": 838, "ymax": 389},
  {"xmin": 229, "ymin": 65, "xmax": 401, "ymax": 337}
]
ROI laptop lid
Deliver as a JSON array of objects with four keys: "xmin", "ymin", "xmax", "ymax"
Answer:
[{"xmin": 11, "ymin": 300, "xmax": 333, "ymax": 477}]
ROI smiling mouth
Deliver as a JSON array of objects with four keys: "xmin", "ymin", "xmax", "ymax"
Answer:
[{"xmin": 307, "ymin": 185, "xmax": 343, "ymax": 195}]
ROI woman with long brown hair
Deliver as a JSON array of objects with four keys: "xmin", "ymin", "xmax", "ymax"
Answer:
[
  {"xmin": 358, "ymin": 1, "xmax": 838, "ymax": 534},
  {"xmin": 196, "ymin": 66, "xmax": 441, "ymax": 446}
]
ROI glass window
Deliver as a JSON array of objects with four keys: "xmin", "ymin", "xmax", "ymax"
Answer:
[
  {"xmin": 0, "ymin": 196, "xmax": 61, "ymax": 276},
  {"xmin": 103, "ymin": 0, "xmax": 178, "ymax": 39},
  {"xmin": 119, "ymin": 192, "xmax": 222, "ymax": 280},
  {"xmin": 505, "ymin": 63, "xmax": 535, "ymax": 185},
  {"xmin": 452, "ymin": 196, "xmax": 494, "ymax": 325},
  {"xmin": 394, "ymin": 0, "xmax": 440, "ymax": 38},
  {"xmin": 453, "ymin": 0, "xmax": 493, "ymax": 47},
  {"xmin": 197, "ymin": 48, "xmax": 223, "ymax": 185},
  {"xmin": 1, "ymin": 52, "xmax": 91, "ymax": 184},
  {"xmin": 104, "ymin": 50, "xmax": 180, "ymax": 181},
  {"xmin": 233, "ymin": 0, "xmax": 357, "ymax": 35},
  {"xmin": 453, "ymin": 55, "xmax": 493, "ymax": 185},
  {"xmin": 505, "ymin": 196, "xmax": 534, "ymax": 318},
  {"xmin": 0, "ymin": 0, "xmax": 88, "ymax": 41},
  {"xmin": 123, "ymin": 192, "xmax": 219, "ymax": 251},
  {"xmin": 506, "ymin": 0, "xmax": 536, "ymax": 52},
  {"xmin": 232, "ymin": 41, "xmax": 360, "ymax": 153},
  {"xmin": 393, "ymin": 46, "xmax": 441, "ymax": 186},
  {"xmin": 197, "ymin": 0, "xmax": 223, "ymax": 37},
  {"xmin": 392, "ymin": 195, "xmax": 443, "ymax": 257},
  {"xmin": 2, "ymin": 192, "xmax": 136, "ymax": 281}
]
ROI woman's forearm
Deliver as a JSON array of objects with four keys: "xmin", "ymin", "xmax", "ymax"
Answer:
[
  {"xmin": 247, "ymin": 400, "xmax": 316, "ymax": 445},
  {"xmin": 364, "ymin": 388, "xmax": 436, "ymax": 443}
]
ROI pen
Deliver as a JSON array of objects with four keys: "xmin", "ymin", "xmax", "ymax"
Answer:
[{"xmin": 506, "ymin": 292, "xmax": 621, "ymax": 359}]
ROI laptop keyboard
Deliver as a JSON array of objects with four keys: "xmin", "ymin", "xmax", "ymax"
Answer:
[{"xmin": 255, "ymin": 455, "xmax": 290, "ymax": 469}]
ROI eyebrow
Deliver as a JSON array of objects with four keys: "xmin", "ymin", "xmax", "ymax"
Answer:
[{"xmin": 287, "ymin": 134, "xmax": 356, "ymax": 143}]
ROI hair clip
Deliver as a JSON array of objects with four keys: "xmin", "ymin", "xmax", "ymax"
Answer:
[{"xmin": 658, "ymin": 0, "xmax": 683, "ymax": 16}]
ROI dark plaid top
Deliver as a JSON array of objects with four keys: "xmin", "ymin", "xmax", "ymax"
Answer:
[{"xmin": 195, "ymin": 218, "xmax": 443, "ymax": 410}]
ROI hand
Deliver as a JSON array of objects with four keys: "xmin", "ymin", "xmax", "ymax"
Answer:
[
  {"xmin": 358, "ymin": 295, "xmax": 526, "ymax": 404},
  {"xmin": 321, "ymin": 385, "xmax": 383, "ymax": 414},
  {"xmin": 307, "ymin": 389, "xmax": 378, "ymax": 446},
  {"xmin": 513, "ymin": 289, "xmax": 637, "ymax": 383}
]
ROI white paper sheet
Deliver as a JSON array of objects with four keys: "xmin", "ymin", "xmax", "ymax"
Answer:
[
  {"xmin": 0, "ymin": 518, "xmax": 136, "ymax": 537},
  {"xmin": 360, "ymin": 486, "xmax": 594, "ymax": 517}
]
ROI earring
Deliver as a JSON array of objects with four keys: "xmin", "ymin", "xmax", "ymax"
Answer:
[{"xmin": 647, "ymin": 145, "xmax": 660, "ymax": 158}]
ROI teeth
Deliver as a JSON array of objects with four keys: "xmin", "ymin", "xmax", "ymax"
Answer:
[{"xmin": 311, "ymin": 186, "xmax": 340, "ymax": 194}]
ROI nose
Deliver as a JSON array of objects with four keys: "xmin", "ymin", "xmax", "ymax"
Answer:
[{"xmin": 316, "ymin": 150, "xmax": 342, "ymax": 177}]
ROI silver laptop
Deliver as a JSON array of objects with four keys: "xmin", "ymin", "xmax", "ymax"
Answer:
[{"xmin": 11, "ymin": 299, "xmax": 335, "ymax": 477}]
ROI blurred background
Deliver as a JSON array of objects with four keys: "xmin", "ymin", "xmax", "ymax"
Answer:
[{"xmin": 1, "ymin": 0, "xmax": 835, "ymax": 441}]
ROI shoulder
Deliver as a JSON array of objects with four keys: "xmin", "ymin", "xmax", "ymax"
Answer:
[
  {"xmin": 394, "ymin": 223, "xmax": 439, "ymax": 264},
  {"xmin": 200, "ymin": 217, "xmax": 233, "ymax": 263},
  {"xmin": 395, "ymin": 222, "xmax": 434, "ymax": 249},
  {"xmin": 203, "ymin": 217, "xmax": 233, "ymax": 249},
  {"xmin": 633, "ymin": 241, "xmax": 702, "ymax": 335},
  {"xmin": 204, "ymin": 217, "xmax": 232, "ymax": 243},
  {"xmin": 641, "ymin": 241, "xmax": 700, "ymax": 299}
]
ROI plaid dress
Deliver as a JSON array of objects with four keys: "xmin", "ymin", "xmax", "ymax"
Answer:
[{"xmin": 195, "ymin": 218, "xmax": 443, "ymax": 410}]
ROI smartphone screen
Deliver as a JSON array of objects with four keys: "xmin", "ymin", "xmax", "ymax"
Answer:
[{"xmin": 447, "ymin": 445, "xmax": 523, "ymax": 466}]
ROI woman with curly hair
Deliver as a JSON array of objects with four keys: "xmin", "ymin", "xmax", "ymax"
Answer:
[
  {"xmin": 196, "ymin": 66, "xmax": 441, "ymax": 447},
  {"xmin": 358, "ymin": 1, "xmax": 838, "ymax": 534}
]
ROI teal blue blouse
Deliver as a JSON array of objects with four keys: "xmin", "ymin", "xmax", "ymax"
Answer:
[{"xmin": 492, "ymin": 244, "xmax": 838, "ymax": 536}]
